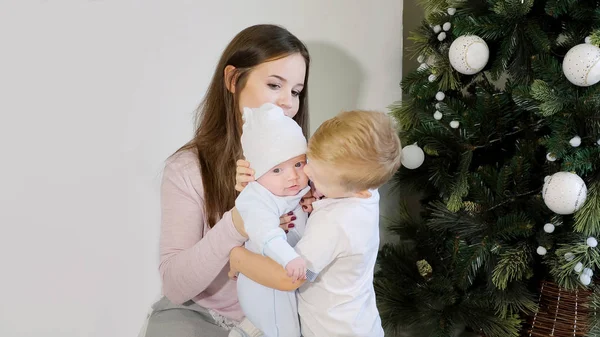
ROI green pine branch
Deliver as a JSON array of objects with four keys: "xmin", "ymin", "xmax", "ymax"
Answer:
[{"xmin": 574, "ymin": 180, "xmax": 600, "ymax": 236}]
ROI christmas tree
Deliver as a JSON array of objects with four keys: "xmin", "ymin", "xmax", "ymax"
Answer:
[{"xmin": 374, "ymin": 0, "xmax": 600, "ymax": 336}]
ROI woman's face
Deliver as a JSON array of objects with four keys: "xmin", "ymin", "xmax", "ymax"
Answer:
[{"xmin": 236, "ymin": 53, "xmax": 306, "ymax": 118}]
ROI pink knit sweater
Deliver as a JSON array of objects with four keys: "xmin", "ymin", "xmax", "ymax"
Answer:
[{"xmin": 159, "ymin": 149, "xmax": 246, "ymax": 321}]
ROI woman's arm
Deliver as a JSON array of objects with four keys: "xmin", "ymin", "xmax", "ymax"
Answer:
[
  {"xmin": 229, "ymin": 246, "xmax": 305, "ymax": 292},
  {"xmin": 159, "ymin": 153, "xmax": 247, "ymax": 304}
]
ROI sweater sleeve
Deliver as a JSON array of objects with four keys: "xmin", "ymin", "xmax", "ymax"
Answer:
[{"xmin": 158, "ymin": 154, "xmax": 247, "ymax": 304}]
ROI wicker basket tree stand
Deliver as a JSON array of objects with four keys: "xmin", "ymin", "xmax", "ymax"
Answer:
[{"xmin": 521, "ymin": 280, "xmax": 596, "ymax": 337}]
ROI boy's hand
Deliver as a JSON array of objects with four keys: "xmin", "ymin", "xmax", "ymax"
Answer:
[{"xmin": 285, "ymin": 257, "xmax": 307, "ymax": 283}]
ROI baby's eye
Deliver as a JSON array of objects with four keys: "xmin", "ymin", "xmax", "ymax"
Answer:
[
  {"xmin": 272, "ymin": 168, "xmax": 281, "ymax": 173},
  {"xmin": 295, "ymin": 162, "xmax": 304, "ymax": 168}
]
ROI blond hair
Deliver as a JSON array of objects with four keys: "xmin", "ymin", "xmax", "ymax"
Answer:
[{"xmin": 307, "ymin": 110, "xmax": 402, "ymax": 192}]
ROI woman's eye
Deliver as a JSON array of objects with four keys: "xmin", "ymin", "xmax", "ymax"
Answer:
[{"xmin": 268, "ymin": 83, "xmax": 281, "ymax": 90}]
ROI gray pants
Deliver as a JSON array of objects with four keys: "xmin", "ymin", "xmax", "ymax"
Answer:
[{"xmin": 142, "ymin": 297, "xmax": 229, "ymax": 337}]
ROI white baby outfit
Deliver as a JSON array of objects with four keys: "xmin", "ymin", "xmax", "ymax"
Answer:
[{"xmin": 231, "ymin": 103, "xmax": 309, "ymax": 337}]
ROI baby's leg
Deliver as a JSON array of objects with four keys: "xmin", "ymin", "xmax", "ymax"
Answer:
[
  {"xmin": 237, "ymin": 274, "xmax": 300, "ymax": 337},
  {"xmin": 228, "ymin": 317, "xmax": 262, "ymax": 337}
]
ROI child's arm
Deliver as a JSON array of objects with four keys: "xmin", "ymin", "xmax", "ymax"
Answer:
[
  {"xmin": 229, "ymin": 246, "xmax": 306, "ymax": 291},
  {"xmin": 235, "ymin": 187, "xmax": 300, "ymax": 268}
]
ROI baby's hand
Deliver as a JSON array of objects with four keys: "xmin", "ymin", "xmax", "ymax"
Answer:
[{"xmin": 285, "ymin": 257, "xmax": 307, "ymax": 283}]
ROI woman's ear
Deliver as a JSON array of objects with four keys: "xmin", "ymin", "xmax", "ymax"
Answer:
[{"xmin": 224, "ymin": 65, "xmax": 237, "ymax": 93}]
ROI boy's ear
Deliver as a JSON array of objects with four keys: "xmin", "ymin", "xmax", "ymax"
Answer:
[
  {"xmin": 354, "ymin": 190, "xmax": 372, "ymax": 199},
  {"xmin": 224, "ymin": 65, "xmax": 237, "ymax": 93}
]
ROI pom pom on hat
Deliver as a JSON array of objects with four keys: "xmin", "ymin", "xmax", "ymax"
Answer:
[{"xmin": 241, "ymin": 103, "xmax": 307, "ymax": 179}]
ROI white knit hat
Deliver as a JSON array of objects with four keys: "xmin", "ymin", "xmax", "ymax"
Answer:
[{"xmin": 241, "ymin": 103, "xmax": 307, "ymax": 179}]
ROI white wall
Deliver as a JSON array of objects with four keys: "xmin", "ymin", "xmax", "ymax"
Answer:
[{"xmin": 0, "ymin": 1, "xmax": 402, "ymax": 336}]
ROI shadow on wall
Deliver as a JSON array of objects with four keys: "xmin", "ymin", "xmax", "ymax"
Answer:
[{"xmin": 304, "ymin": 41, "xmax": 364, "ymax": 135}]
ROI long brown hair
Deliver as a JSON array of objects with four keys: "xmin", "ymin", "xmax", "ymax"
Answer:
[{"xmin": 178, "ymin": 24, "xmax": 310, "ymax": 228}]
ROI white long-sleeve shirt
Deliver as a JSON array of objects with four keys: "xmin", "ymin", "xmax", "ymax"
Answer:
[{"xmin": 235, "ymin": 181, "xmax": 310, "ymax": 267}]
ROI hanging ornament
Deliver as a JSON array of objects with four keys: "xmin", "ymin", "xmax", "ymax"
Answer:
[
  {"xmin": 428, "ymin": 74, "xmax": 437, "ymax": 82},
  {"xmin": 447, "ymin": 8, "xmax": 456, "ymax": 15},
  {"xmin": 435, "ymin": 102, "xmax": 442, "ymax": 109},
  {"xmin": 542, "ymin": 172, "xmax": 588, "ymax": 214},
  {"xmin": 443, "ymin": 22, "xmax": 451, "ymax": 31},
  {"xmin": 436, "ymin": 92, "xmax": 445, "ymax": 101},
  {"xmin": 585, "ymin": 36, "xmax": 592, "ymax": 44},
  {"xmin": 587, "ymin": 237, "xmax": 598, "ymax": 248},
  {"xmin": 544, "ymin": 223, "xmax": 555, "ymax": 233},
  {"xmin": 569, "ymin": 135, "xmax": 581, "ymax": 147},
  {"xmin": 417, "ymin": 55, "xmax": 425, "ymax": 63},
  {"xmin": 418, "ymin": 63, "xmax": 429, "ymax": 71},
  {"xmin": 546, "ymin": 153, "xmax": 557, "ymax": 162},
  {"xmin": 438, "ymin": 32, "xmax": 447, "ymax": 41},
  {"xmin": 450, "ymin": 121, "xmax": 460, "ymax": 129},
  {"xmin": 575, "ymin": 262, "xmax": 584, "ymax": 273},
  {"xmin": 433, "ymin": 25, "xmax": 442, "ymax": 33},
  {"xmin": 562, "ymin": 43, "xmax": 600, "ymax": 87},
  {"xmin": 433, "ymin": 111, "xmax": 443, "ymax": 120},
  {"xmin": 580, "ymin": 273, "xmax": 592, "ymax": 285},
  {"xmin": 564, "ymin": 252, "xmax": 575, "ymax": 261},
  {"xmin": 401, "ymin": 144, "xmax": 425, "ymax": 169},
  {"xmin": 449, "ymin": 35, "xmax": 490, "ymax": 75},
  {"xmin": 536, "ymin": 246, "xmax": 547, "ymax": 255},
  {"xmin": 584, "ymin": 268, "xmax": 594, "ymax": 276},
  {"xmin": 597, "ymin": 138, "xmax": 600, "ymax": 145}
]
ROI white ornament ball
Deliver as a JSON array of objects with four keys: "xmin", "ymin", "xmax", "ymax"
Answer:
[
  {"xmin": 443, "ymin": 22, "xmax": 452, "ymax": 31},
  {"xmin": 435, "ymin": 103, "xmax": 442, "ymax": 109},
  {"xmin": 436, "ymin": 92, "xmax": 446, "ymax": 101},
  {"xmin": 433, "ymin": 111, "xmax": 443, "ymax": 120},
  {"xmin": 401, "ymin": 144, "xmax": 425, "ymax": 170},
  {"xmin": 575, "ymin": 262, "xmax": 584, "ymax": 273},
  {"xmin": 565, "ymin": 252, "xmax": 575, "ymax": 261},
  {"xmin": 587, "ymin": 237, "xmax": 598, "ymax": 248},
  {"xmin": 428, "ymin": 74, "xmax": 437, "ymax": 82},
  {"xmin": 537, "ymin": 246, "xmax": 547, "ymax": 255},
  {"xmin": 585, "ymin": 36, "xmax": 592, "ymax": 44},
  {"xmin": 597, "ymin": 138, "xmax": 600, "ymax": 145},
  {"xmin": 417, "ymin": 55, "xmax": 425, "ymax": 63},
  {"xmin": 542, "ymin": 172, "xmax": 588, "ymax": 214},
  {"xmin": 433, "ymin": 25, "xmax": 442, "ymax": 33},
  {"xmin": 449, "ymin": 35, "xmax": 490, "ymax": 75},
  {"xmin": 562, "ymin": 43, "xmax": 600, "ymax": 87},
  {"xmin": 450, "ymin": 120, "xmax": 460, "ymax": 129},
  {"xmin": 418, "ymin": 63, "xmax": 429, "ymax": 71},
  {"xmin": 448, "ymin": 7, "xmax": 456, "ymax": 15},
  {"xmin": 580, "ymin": 273, "xmax": 592, "ymax": 286},
  {"xmin": 544, "ymin": 223, "xmax": 555, "ymax": 233},
  {"xmin": 546, "ymin": 153, "xmax": 557, "ymax": 162},
  {"xmin": 569, "ymin": 135, "xmax": 582, "ymax": 147},
  {"xmin": 438, "ymin": 32, "xmax": 447, "ymax": 41},
  {"xmin": 584, "ymin": 268, "xmax": 594, "ymax": 276}
]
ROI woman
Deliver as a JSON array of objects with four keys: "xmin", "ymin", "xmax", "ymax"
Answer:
[{"xmin": 143, "ymin": 24, "xmax": 315, "ymax": 337}]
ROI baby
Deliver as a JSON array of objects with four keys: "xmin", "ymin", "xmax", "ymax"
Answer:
[{"xmin": 229, "ymin": 103, "xmax": 310, "ymax": 337}]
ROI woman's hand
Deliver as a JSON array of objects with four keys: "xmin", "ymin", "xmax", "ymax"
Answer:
[
  {"xmin": 235, "ymin": 159, "xmax": 254, "ymax": 192},
  {"xmin": 301, "ymin": 181, "xmax": 325, "ymax": 213},
  {"xmin": 300, "ymin": 189, "xmax": 316, "ymax": 213}
]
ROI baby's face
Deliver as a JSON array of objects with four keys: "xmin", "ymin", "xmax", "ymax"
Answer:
[{"xmin": 257, "ymin": 154, "xmax": 309, "ymax": 197}]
